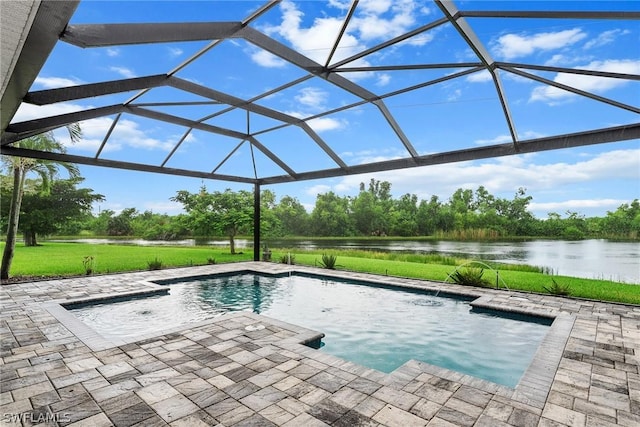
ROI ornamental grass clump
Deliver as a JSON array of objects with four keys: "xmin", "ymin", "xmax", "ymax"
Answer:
[
  {"xmin": 450, "ymin": 267, "xmax": 491, "ymax": 287},
  {"xmin": 319, "ymin": 254, "xmax": 337, "ymax": 269},
  {"xmin": 147, "ymin": 257, "xmax": 163, "ymax": 271},
  {"xmin": 82, "ymin": 256, "xmax": 95, "ymax": 275},
  {"xmin": 279, "ymin": 253, "xmax": 296, "ymax": 265},
  {"xmin": 543, "ymin": 278, "xmax": 572, "ymax": 296}
]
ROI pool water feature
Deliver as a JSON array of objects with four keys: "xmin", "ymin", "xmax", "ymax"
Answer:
[{"xmin": 68, "ymin": 272, "xmax": 551, "ymax": 388}]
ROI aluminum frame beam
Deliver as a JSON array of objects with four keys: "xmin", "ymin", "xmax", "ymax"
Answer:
[
  {"xmin": 2, "ymin": 105, "xmax": 123, "ymax": 145},
  {"xmin": 24, "ymin": 75, "xmax": 168, "ymax": 105},
  {"xmin": 62, "ymin": 22, "xmax": 244, "ymax": 47},
  {"xmin": 495, "ymin": 62, "xmax": 640, "ymax": 81},
  {"xmin": 0, "ymin": 145, "xmax": 256, "ymax": 183},
  {"xmin": 5, "ymin": 122, "xmax": 635, "ymax": 186},
  {"xmin": 436, "ymin": 0, "xmax": 519, "ymax": 148},
  {"xmin": 459, "ymin": 11, "xmax": 640, "ymax": 20},
  {"xmin": 258, "ymin": 123, "xmax": 640, "ymax": 185}
]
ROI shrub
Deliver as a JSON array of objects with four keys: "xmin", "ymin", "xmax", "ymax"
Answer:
[
  {"xmin": 206, "ymin": 257, "xmax": 216, "ymax": 265},
  {"xmin": 563, "ymin": 226, "xmax": 585, "ymax": 240},
  {"xmin": 82, "ymin": 256, "xmax": 95, "ymax": 275},
  {"xmin": 319, "ymin": 254, "xmax": 337, "ymax": 269},
  {"xmin": 279, "ymin": 254, "xmax": 296, "ymax": 265},
  {"xmin": 147, "ymin": 257, "xmax": 163, "ymax": 270},
  {"xmin": 450, "ymin": 267, "xmax": 491, "ymax": 287},
  {"xmin": 543, "ymin": 278, "xmax": 571, "ymax": 296}
]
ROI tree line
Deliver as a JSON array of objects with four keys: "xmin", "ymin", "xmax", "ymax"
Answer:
[{"xmin": 3, "ymin": 176, "xmax": 638, "ymax": 248}]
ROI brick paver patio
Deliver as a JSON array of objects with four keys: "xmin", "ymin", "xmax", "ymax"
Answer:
[{"xmin": 1, "ymin": 262, "xmax": 638, "ymax": 426}]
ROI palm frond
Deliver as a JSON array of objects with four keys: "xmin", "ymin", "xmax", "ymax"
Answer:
[{"xmin": 65, "ymin": 123, "xmax": 82, "ymax": 144}]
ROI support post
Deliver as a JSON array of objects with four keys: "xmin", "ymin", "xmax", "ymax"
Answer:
[{"xmin": 253, "ymin": 182, "xmax": 260, "ymax": 261}]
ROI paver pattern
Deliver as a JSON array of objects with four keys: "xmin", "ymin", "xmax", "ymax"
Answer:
[{"xmin": 1, "ymin": 262, "xmax": 639, "ymax": 426}]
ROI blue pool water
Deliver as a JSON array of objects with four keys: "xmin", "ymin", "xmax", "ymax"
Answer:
[{"xmin": 69, "ymin": 273, "xmax": 551, "ymax": 387}]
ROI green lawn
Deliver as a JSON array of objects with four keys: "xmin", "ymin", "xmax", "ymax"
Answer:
[
  {"xmin": 2, "ymin": 242, "xmax": 638, "ymax": 305},
  {"xmin": 3, "ymin": 242, "xmax": 252, "ymax": 277}
]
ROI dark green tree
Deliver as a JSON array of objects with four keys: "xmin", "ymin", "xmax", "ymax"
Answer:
[
  {"xmin": 131, "ymin": 210, "xmax": 190, "ymax": 240},
  {"xmin": 18, "ymin": 178, "xmax": 104, "ymax": 245},
  {"xmin": 260, "ymin": 189, "xmax": 281, "ymax": 238},
  {"xmin": 495, "ymin": 188, "xmax": 535, "ymax": 235},
  {"xmin": 88, "ymin": 209, "xmax": 115, "ymax": 235},
  {"xmin": 351, "ymin": 188, "xmax": 380, "ymax": 235},
  {"xmin": 107, "ymin": 208, "xmax": 137, "ymax": 236},
  {"xmin": 601, "ymin": 199, "xmax": 640, "ymax": 238},
  {"xmin": 273, "ymin": 195, "xmax": 309, "ymax": 236},
  {"xmin": 351, "ymin": 179, "xmax": 394, "ymax": 235},
  {"xmin": 172, "ymin": 187, "xmax": 253, "ymax": 253},
  {"xmin": 390, "ymin": 193, "xmax": 419, "ymax": 236},
  {"xmin": 417, "ymin": 195, "xmax": 451, "ymax": 235},
  {"xmin": 449, "ymin": 188, "xmax": 476, "ymax": 230},
  {"xmin": 310, "ymin": 191, "xmax": 352, "ymax": 236}
]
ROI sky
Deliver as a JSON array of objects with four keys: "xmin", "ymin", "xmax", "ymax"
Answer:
[{"xmin": 10, "ymin": 0, "xmax": 640, "ymax": 218}]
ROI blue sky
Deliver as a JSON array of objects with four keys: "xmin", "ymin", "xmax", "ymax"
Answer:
[{"xmin": 11, "ymin": 0, "xmax": 640, "ymax": 218}]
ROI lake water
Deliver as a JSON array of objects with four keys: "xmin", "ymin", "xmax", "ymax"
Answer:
[
  {"xmin": 51, "ymin": 238, "xmax": 639, "ymax": 284},
  {"xmin": 272, "ymin": 239, "xmax": 639, "ymax": 284}
]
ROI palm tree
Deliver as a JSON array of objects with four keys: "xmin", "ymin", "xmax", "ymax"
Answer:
[{"xmin": 1, "ymin": 125, "xmax": 81, "ymax": 280}]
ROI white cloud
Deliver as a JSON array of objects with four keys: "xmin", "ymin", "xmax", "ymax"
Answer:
[
  {"xmin": 249, "ymin": 48, "xmax": 287, "ymax": 68},
  {"xmin": 530, "ymin": 199, "xmax": 628, "ymax": 214},
  {"xmin": 544, "ymin": 54, "xmax": 570, "ymax": 67},
  {"xmin": 584, "ymin": 29, "xmax": 630, "ymax": 50},
  {"xmin": 110, "ymin": 66, "xmax": 136, "ymax": 78},
  {"xmin": 474, "ymin": 134, "xmax": 513, "ymax": 146},
  {"xmin": 264, "ymin": 1, "xmax": 348, "ymax": 64},
  {"xmin": 404, "ymin": 32, "xmax": 435, "ymax": 47},
  {"xmin": 466, "ymin": 69, "xmax": 492, "ymax": 83},
  {"xmin": 307, "ymin": 117, "xmax": 346, "ymax": 132},
  {"xmin": 106, "ymin": 48, "xmax": 120, "ymax": 57},
  {"xmin": 264, "ymin": 0, "xmax": 432, "ymax": 70},
  {"xmin": 341, "ymin": 147, "xmax": 405, "ymax": 164},
  {"xmin": 305, "ymin": 184, "xmax": 332, "ymax": 197},
  {"xmin": 321, "ymin": 148, "xmax": 640, "ymax": 208},
  {"xmin": 360, "ymin": 0, "xmax": 393, "ymax": 15},
  {"xmin": 33, "ymin": 76, "xmax": 83, "ymax": 89},
  {"xmin": 295, "ymin": 87, "xmax": 328, "ymax": 109},
  {"xmin": 447, "ymin": 89, "xmax": 462, "ymax": 102},
  {"xmin": 143, "ymin": 201, "xmax": 184, "ymax": 214},
  {"xmin": 352, "ymin": 0, "xmax": 423, "ymax": 42},
  {"xmin": 492, "ymin": 28, "xmax": 587, "ymax": 60},
  {"xmin": 284, "ymin": 87, "xmax": 347, "ymax": 132},
  {"xmin": 167, "ymin": 47, "xmax": 184, "ymax": 58},
  {"xmin": 530, "ymin": 59, "xmax": 640, "ymax": 104},
  {"xmin": 475, "ymin": 131, "xmax": 545, "ymax": 146},
  {"xmin": 12, "ymin": 102, "xmax": 182, "ymax": 153},
  {"xmin": 376, "ymin": 73, "xmax": 391, "ymax": 86},
  {"xmin": 12, "ymin": 102, "xmax": 85, "ymax": 122},
  {"xmin": 327, "ymin": 0, "xmax": 350, "ymax": 10}
]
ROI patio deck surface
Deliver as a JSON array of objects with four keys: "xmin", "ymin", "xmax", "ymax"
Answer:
[{"xmin": 1, "ymin": 262, "xmax": 639, "ymax": 426}]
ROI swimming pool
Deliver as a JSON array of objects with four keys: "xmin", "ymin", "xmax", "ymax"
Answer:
[{"xmin": 68, "ymin": 272, "xmax": 551, "ymax": 388}]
